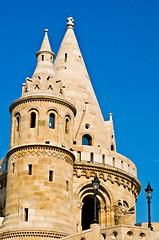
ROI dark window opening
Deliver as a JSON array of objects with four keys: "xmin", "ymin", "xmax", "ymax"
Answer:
[
  {"xmin": 12, "ymin": 163, "xmax": 15, "ymax": 173},
  {"xmin": 113, "ymin": 157, "xmax": 115, "ymax": 167},
  {"xmin": 82, "ymin": 134, "xmax": 92, "ymax": 146},
  {"xmin": 49, "ymin": 113, "xmax": 55, "ymax": 129},
  {"xmin": 49, "ymin": 170, "xmax": 53, "ymax": 181},
  {"xmin": 28, "ymin": 164, "xmax": 32, "ymax": 175},
  {"xmin": 82, "ymin": 195, "xmax": 100, "ymax": 230},
  {"xmin": 85, "ymin": 124, "xmax": 90, "ymax": 129},
  {"xmin": 24, "ymin": 208, "xmax": 28, "ymax": 221},
  {"xmin": 90, "ymin": 153, "xmax": 93, "ymax": 163},
  {"xmin": 66, "ymin": 180, "xmax": 69, "ymax": 191},
  {"xmin": 65, "ymin": 53, "xmax": 67, "ymax": 62},
  {"xmin": 42, "ymin": 55, "xmax": 44, "ymax": 61},
  {"xmin": 73, "ymin": 141, "xmax": 76, "ymax": 145},
  {"xmin": 16, "ymin": 116, "xmax": 20, "ymax": 132},
  {"xmin": 121, "ymin": 161, "xmax": 123, "ymax": 169},
  {"xmin": 102, "ymin": 155, "xmax": 105, "ymax": 164},
  {"xmin": 65, "ymin": 118, "xmax": 69, "ymax": 134},
  {"xmin": 111, "ymin": 144, "xmax": 114, "ymax": 151},
  {"xmin": 30, "ymin": 112, "xmax": 36, "ymax": 128}
]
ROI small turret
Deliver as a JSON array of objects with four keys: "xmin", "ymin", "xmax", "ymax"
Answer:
[{"xmin": 22, "ymin": 29, "xmax": 62, "ymax": 97}]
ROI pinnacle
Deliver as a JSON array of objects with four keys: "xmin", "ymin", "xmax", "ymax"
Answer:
[
  {"xmin": 39, "ymin": 29, "xmax": 52, "ymax": 52},
  {"xmin": 67, "ymin": 17, "xmax": 74, "ymax": 29}
]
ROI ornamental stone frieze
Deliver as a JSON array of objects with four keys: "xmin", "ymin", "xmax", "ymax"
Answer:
[
  {"xmin": 73, "ymin": 162, "xmax": 141, "ymax": 200},
  {"xmin": 7, "ymin": 145, "xmax": 75, "ymax": 165}
]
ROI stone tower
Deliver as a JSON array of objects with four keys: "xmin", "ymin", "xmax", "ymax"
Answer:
[
  {"xmin": 0, "ymin": 17, "xmax": 145, "ymax": 240},
  {"xmin": 1, "ymin": 28, "xmax": 76, "ymax": 238},
  {"xmin": 54, "ymin": 17, "xmax": 141, "ymax": 231}
]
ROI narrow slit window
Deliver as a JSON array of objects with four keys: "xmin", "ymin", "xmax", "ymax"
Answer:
[
  {"xmin": 65, "ymin": 53, "xmax": 67, "ymax": 62},
  {"xmin": 113, "ymin": 157, "xmax": 115, "ymax": 167},
  {"xmin": 49, "ymin": 113, "xmax": 55, "ymax": 129},
  {"xmin": 28, "ymin": 164, "xmax": 32, "ymax": 175},
  {"xmin": 102, "ymin": 155, "xmax": 105, "ymax": 164},
  {"xmin": 30, "ymin": 112, "xmax": 36, "ymax": 128},
  {"xmin": 111, "ymin": 144, "xmax": 114, "ymax": 151},
  {"xmin": 42, "ymin": 55, "xmax": 44, "ymax": 61},
  {"xmin": 66, "ymin": 180, "xmax": 69, "ymax": 191},
  {"xmin": 24, "ymin": 208, "xmax": 28, "ymax": 221},
  {"xmin": 90, "ymin": 153, "xmax": 93, "ymax": 163},
  {"xmin": 49, "ymin": 170, "xmax": 53, "ymax": 181},
  {"xmin": 16, "ymin": 116, "xmax": 20, "ymax": 132},
  {"xmin": 121, "ymin": 161, "xmax": 123, "ymax": 169},
  {"xmin": 65, "ymin": 118, "xmax": 69, "ymax": 134},
  {"xmin": 12, "ymin": 163, "xmax": 15, "ymax": 173}
]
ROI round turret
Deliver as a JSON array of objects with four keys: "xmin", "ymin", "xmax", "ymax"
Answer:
[{"xmin": 1, "ymin": 29, "xmax": 77, "ymax": 238}]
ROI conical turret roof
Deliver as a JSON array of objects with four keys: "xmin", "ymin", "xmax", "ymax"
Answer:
[
  {"xmin": 54, "ymin": 18, "xmax": 112, "ymax": 148},
  {"xmin": 22, "ymin": 30, "xmax": 62, "ymax": 97},
  {"xmin": 39, "ymin": 29, "xmax": 52, "ymax": 52}
]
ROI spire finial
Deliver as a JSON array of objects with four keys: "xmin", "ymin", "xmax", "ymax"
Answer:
[
  {"xmin": 45, "ymin": 29, "xmax": 48, "ymax": 33},
  {"xmin": 109, "ymin": 113, "xmax": 113, "ymax": 121},
  {"xmin": 67, "ymin": 17, "xmax": 74, "ymax": 29}
]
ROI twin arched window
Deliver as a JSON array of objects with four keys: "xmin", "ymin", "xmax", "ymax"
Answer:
[{"xmin": 49, "ymin": 113, "xmax": 55, "ymax": 129}]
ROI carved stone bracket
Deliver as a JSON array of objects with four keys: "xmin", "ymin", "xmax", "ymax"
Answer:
[{"xmin": 114, "ymin": 200, "xmax": 135, "ymax": 220}]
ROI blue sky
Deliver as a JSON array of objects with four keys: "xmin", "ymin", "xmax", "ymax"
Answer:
[{"xmin": 0, "ymin": 0, "xmax": 159, "ymax": 224}]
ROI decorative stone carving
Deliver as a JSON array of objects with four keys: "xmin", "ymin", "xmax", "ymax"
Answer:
[
  {"xmin": 114, "ymin": 200, "xmax": 135, "ymax": 220},
  {"xmin": 8, "ymin": 146, "xmax": 74, "ymax": 165},
  {"xmin": 114, "ymin": 200, "xmax": 135, "ymax": 225}
]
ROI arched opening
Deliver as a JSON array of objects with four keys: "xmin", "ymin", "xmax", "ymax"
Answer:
[
  {"xmin": 16, "ymin": 115, "xmax": 20, "ymax": 132},
  {"xmin": 30, "ymin": 112, "xmax": 36, "ymax": 128},
  {"xmin": 65, "ymin": 117, "xmax": 70, "ymax": 134},
  {"xmin": 82, "ymin": 195, "xmax": 100, "ymax": 230},
  {"xmin": 82, "ymin": 134, "xmax": 92, "ymax": 146},
  {"xmin": 49, "ymin": 113, "xmax": 55, "ymax": 129}
]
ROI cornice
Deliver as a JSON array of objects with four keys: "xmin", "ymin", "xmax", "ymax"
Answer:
[
  {"xmin": 9, "ymin": 95, "xmax": 76, "ymax": 116},
  {"xmin": 7, "ymin": 144, "xmax": 75, "ymax": 165},
  {"xmin": 73, "ymin": 162, "xmax": 141, "ymax": 198}
]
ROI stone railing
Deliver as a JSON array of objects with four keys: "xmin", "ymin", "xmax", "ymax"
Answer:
[
  {"xmin": 74, "ymin": 148, "xmax": 137, "ymax": 177},
  {"xmin": 100, "ymin": 224, "xmax": 154, "ymax": 240},
  {"xmin": 60, "ymin": 229, "xmax": 92, "ymax": 240}
]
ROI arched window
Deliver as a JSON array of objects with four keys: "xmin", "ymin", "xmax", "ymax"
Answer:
[
  {"xmin": 30, "ymin": 112, "xmax": 36, "ymax": 128},
  {"xmin": 49, "ymin": 113, "xmax": 55, "ymax": 129},
  {"xmin": 65, "ymin": 116, "xmax": 70, "ymax": 134},
  {"xmin": 15, "ymin": 114, "xmax": 20, "ymax": 132},
  {"xmin": 82, "ymin": 134, "xmax": 92, "ymax": 146}
]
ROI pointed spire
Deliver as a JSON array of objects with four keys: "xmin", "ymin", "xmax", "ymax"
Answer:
[
  {"xmin": 22, "ymin": 29, "xmax": 61, "ymax": 97},
  {"xmin": 54, "ymin": 17, "xmax": 109, "ymax": 148},
  {"xmin": 39, "ymin": 29, "xmax": 52, "ymax": 52},
  {"xmin": 36, "ymin": 29, "xmax": 54, "ymax": 57}
]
